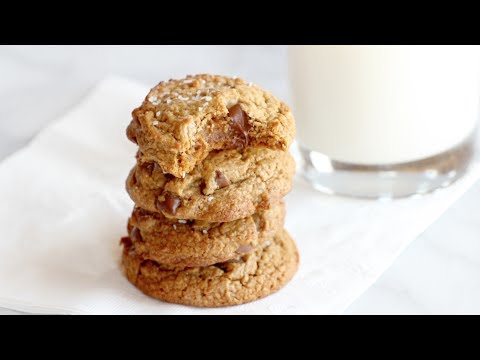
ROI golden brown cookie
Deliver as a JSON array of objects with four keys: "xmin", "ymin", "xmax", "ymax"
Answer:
[
  {"xmin": 126, "ymin": 203, "xmax": 285, "ymax": 267},
  {"xmin": 126, "ymin": 147, "xmax": 295, "ymax": 222},
  {"xmin": 121, "ymin": 229, "xmax": 299, "ymax": 307},
  {"xmin": 126, "ymin": 74, "xmax": 295, "ymax": 178}
]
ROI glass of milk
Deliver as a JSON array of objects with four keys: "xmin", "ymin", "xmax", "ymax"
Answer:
[{"xmin": 288, "ymin": 45, "xmax": 480, "ymax": 198}]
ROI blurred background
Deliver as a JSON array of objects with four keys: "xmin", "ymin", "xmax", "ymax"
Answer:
[{"xmin": 1, "ymin": 45, "xmax": 479, "ymax": 314}]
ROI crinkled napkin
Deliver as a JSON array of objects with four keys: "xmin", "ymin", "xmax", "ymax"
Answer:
[{"xmin": 0, "ymin": 76, "xmax": 479, "ymax": 314}]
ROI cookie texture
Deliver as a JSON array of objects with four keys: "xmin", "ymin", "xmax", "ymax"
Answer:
[
  {"xmin": 127, "ymin": 203, "xmax": 285, "ymax": 267},
  {"xmin": 122, "ymin": 229, "xmax": 299, "ymax": 307},
  {"xmin": 126, "ymin": 147, "xmax": 295, "ymax": 222},
  {"xmin": 126, "ymin": 74, "xmax": 295, "ymax": 178}
]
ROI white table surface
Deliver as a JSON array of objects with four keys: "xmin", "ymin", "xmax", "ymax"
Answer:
[{"xmin": 1, "ymin": 45, "xmax": 479, "ymax": 315}]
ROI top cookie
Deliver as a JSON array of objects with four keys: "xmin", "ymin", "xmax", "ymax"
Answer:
[{"xmin": 126, "ymin": 74, "xmax": 295, "ymax": 178}]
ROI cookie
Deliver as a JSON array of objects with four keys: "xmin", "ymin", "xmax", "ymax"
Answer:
[
  {"xmin": 127, "ymin": 203, "xmax": 285, "ymax": 267},
  {"xmin": 121, "ymin": 229, "xmax": 299, "ymax": 307},
  {"xmin": 126, "ymin": 147, "xmax": 295, "ymax": 222},
  {"xmin": 126, "ymin": 74, "xmax": 295, "ymax": 178}
]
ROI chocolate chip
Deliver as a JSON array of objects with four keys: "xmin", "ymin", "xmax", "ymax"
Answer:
[
  {"xmin": 120, "ymin": 237, "xmax": 132, "ymax": 247},
  {"xmin": 236, "ymin": 245, "xmax": 254, "ymax": 254},
  {"xmin": 126, "ymin": 118, "xmax": 141, "ymax": 144},
  {"xmin": 215, "ymin": 170, "xmax": 231, "ymax": 188},
  {"xmin": 145, "ymin": 162, "xmax": 162, "ymax": 176},
  {"xmin": 144, "ymin": 162, "xmax": 155, "ymax": 176},
  {"xmin": 131, "ymin": 170, "xmax": 138, "ymax": 186},
  {"xmin": 130, "ymin": 227, "xmax": 143, "ymax": 243},
  {"xmin": 228, "ymin": 104, "xmax": 250, "ymax": 147},
  {"xmin": 156, "ymin": 193, "xmax": 181, "ymax": 215},
  {"xmin": 199, "ymin": 180, "xmax": 207, "ymax": 194}
]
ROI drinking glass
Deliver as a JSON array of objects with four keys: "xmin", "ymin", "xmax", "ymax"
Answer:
[{"xmin": 288, "ymin": 45, "xmax": 480, "ymax": 198}]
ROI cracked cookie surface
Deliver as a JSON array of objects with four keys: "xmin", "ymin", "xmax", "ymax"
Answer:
[
  {"xmin": 126, "ymin": 203, "xmax": 285, "ymax": 268},
  {"xmin": 126, "ymin": 147, "xmax": 295, "ymax": 222},
  {"xmin": 121, "ymin": 229, "xmax": 299, "ymax": 307},
  {"xmin": 126, "ymin": 74, "xmax": 295, "ymax": 178}
]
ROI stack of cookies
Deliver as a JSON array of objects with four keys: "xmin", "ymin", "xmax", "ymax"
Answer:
[{"xmin": 121, "ymin": 74, "xmax": 299, "ymax": 307}]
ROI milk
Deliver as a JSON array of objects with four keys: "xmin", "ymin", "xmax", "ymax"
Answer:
[{"xmin": 288, "ymin": 45, "xmax": 480, "ymax": 165}]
